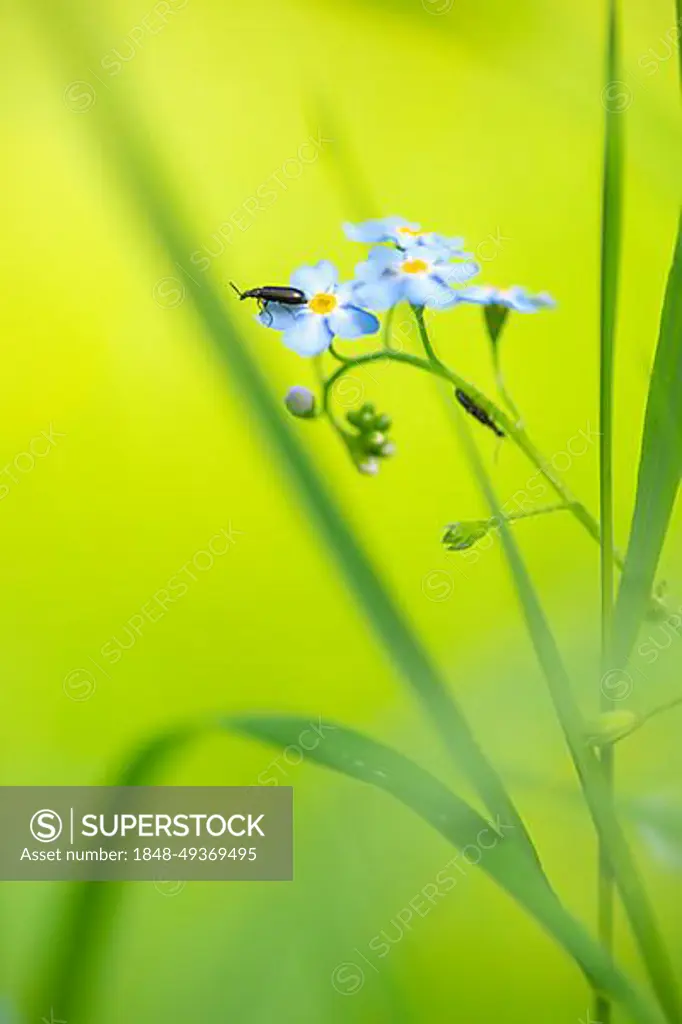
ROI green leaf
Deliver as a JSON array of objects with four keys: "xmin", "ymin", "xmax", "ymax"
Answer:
[
  {"xmin": 455, "ymin": 418, "xmax": 682, "ymax": 1024},
  {"xmin": 230, "ymin": 715, "xmax": 668, "ymax": 1024},
  {"xmin": 612, "ymin": 219, "xmax": 682, "ymax": 669}
]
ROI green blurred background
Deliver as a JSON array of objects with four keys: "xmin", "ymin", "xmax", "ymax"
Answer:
[{"xmin": 1, "ymin": 0, "xmax": 681, "ymax": 1019}]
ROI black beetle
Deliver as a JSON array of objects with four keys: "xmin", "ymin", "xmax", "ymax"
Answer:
[
  {"xmin": 231, "ymin": 281, "xmax": 306, "ymax": 304},
  {"xmin": 230, "ymin": 282, "xmax": 307, "ymax": 326},
  {"xmin": 455, "ymin": 388, "xmax": 505, "ymax": 438}
]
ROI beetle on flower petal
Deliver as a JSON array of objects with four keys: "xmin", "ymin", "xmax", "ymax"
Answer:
[
  {"xmin": 343, "ymin": 216, "xmax": 468, "ymax": 257},
  {"xmin": 256, "ymin": 260, "xmax": 380, "ymax": 357},
  {"xmin": 352, "ymin": 245, "xmax": 480, "ymax": 311}
]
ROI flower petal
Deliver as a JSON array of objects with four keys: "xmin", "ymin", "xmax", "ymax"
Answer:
[
  {"xmin": 456, "ymin": 285, "xmax": 556, "ymax": 312},
  {"xmin": 505, "ymin": 287, "xmax": 556, "ymax": 312},
  {"xmin": 256, "ymin": 303, "xmax": 301, "ymax": 330},
  {"xmin": 433, "ymin": 259, "xmax": 480, "ymax": 285},
  {"xmin": 335, "ymin": 281, "xmax": 359, "ymax": 305},
  {"xmin": 290, "ymin": 260, "xmax": 338, "ymax": 296},
  {"xmin": 403, "ymin": 274, "xmax": 458, "ymax": 309},
  {"xmin": 281, "ymin": 311, "xmax": 333, "ymax": 356},
  {"xmin": 343, "ymin": 216, "xmax": 406, "ymax": 244},
  {"xmin": 328, "ymin": 304, "xmax": 380, "ymax": 339},
  {"xmin": 353, "ymin": 277, "xmax": 403, "ymax": 311},
  {"xmin": 354, "ymin": 246, "xmax": 402, "ymax": 283},
  {"xmin": 456, "ymin": 285, "xmax": 499, "ymax": 306},
  {"xmin": 419, "ymin": 233, "xmax": 467, "ymax": 255}
]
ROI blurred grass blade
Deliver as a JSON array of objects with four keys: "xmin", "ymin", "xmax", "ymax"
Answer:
[
  {"xmin": 230, "ymin": 715, "xmax": 667, "ymax": 1024},
  {"xmin": 27, "ymin": 726, "xmax": 200, "ymax": 1024},
  {"xmin": 33, "ymin": 721, "xmax": 669, "ymax": 1024},
  {"xmin": 29, "ymin": 0, "xmax": 548, "ymax": 895},
  {"xmin": 612, "ymin": 219, "xmax": 682, "ymax": 669},
  {"xmin": 456, "ymin": 418, "xmax": 682, "ymax": 1024},
  {"xmin": 308, "ymin": 89, "xmax": 376, "ymax": 221}
]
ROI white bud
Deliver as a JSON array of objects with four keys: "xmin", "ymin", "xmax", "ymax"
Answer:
[{"xmin": 358, "ymin": 457, "xmax": 380, "ymax": 476}]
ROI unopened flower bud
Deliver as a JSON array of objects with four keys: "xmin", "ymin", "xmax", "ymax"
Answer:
[
  {"xmin": 358, "ymin": 457, "xmax": 380, "ymax": 476},
  {"xmin": 443, "ymin": 519, "xmax": 491, "ymax": 551},
  {"xmin": 284, "ymin": 386, "xmax": 316, "ymax": 419},
  {"xmin": 484, "ymin": 304, "xmax": 510, "ymax": 345},
  {"xmin": 365, "ymin": 431, "xmax": 386, "ymax": 454},
  {"xmin": 585, "ymin": 710, "xmax": 642, "ymax": 747},
  {"xmin": 374, "ymin": 413, "xmax": 392, "ymax": 431}
]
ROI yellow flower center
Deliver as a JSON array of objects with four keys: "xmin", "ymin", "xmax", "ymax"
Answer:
[
  {"xmin": 398, "ymin": 226, "xmax": 423, "ymax": 237},
  {"xmin": 401, "ymin": 258, "xmax": 429, "ymax": 275},
  {"xmin": 308, "ymin": 292, "xmax": 337, "ymax": 314}
]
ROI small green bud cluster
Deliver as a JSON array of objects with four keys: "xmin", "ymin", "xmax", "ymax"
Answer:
[{"xmin": 345, "ymin": 403, "xmax": 395, "ymax": 475}]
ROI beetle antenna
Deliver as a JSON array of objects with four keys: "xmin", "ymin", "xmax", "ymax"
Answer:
[{"xmin": 229, "ymin": 281, "xmax": 244, "ymax": 298}]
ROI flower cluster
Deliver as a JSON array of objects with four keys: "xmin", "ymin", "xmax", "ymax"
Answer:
[
  {"xmin": 242, "ymin": 216, "xmax": 555, "ymax": 477},
  {"xmin": 251, "ymin": 216, "xmax": 554, "ymax": 358}
]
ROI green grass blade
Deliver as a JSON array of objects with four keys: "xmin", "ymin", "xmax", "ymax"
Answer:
[
  {"xmin": 31, "ymin": 720, "xmax": 670, "ymax": 1024},
  {"xmin": 599, "ymin": 0, "xmax": 623, "ymax": 670},
  {"xmin": 26, "ymin": 727, "xmax": 199, "ymax": 1024},
  {"xmin": 612, "ymin": 219, "xmax": 682, "ymax": 669},
  {"xmin": 677, "ymin": 0, "xmax": 682, "ymax": 86},
  {"xmin": 307, "ymin": 89, "xmax": 377, "ymax": 221},
  {"xmin": 456, "ymin": 419, "xmax": 682, "ymax": 1024},
  {"xmin": 27, "ymin": 0, "xmax": 548, "ymax": 882},
  {"xmin": 597, "ymin": 2, "xmax": 625, "ymax": 1018},
  {"xmin": 230, "ymin": 715, "xmax": 668, "ymax": 1024}
]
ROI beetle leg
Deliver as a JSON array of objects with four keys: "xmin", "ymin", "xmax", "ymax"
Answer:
[{"xmin": 258, "ymin": 300, "xmax": 274, "ymax": 328}]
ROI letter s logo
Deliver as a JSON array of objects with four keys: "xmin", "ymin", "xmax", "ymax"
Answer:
[{"xmin": 30, "ymin": 809, "xmax": 63, "ymax": 843}]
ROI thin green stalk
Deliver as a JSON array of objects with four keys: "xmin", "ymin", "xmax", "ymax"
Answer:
[
  {"xmin": 492, "ymin": 344, "xmax": 525, "ymax": 425},
  {"xmin": 597, "ymin": 0, "xmax": 624, "ymax": 1018},
  {"xmin": 506, "ymin": 502, "xmax": 570, "ymax": 522},
  {"xmin": 642, "ymin": 693, "xmax": 682, "ymax": 723}
]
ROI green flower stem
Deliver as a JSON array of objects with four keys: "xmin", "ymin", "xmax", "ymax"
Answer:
[
  {"xmin": 382, "ymin": 304, "xmax": 397, "ymax": 350},
  {"xmin": 492, "ymin": 345, "xmax": 525, "ymax": 426},
  {"xmin": 506, "ymin": 502, "xmax": 571, "ymax": 522},
  {"xmin": 324, "ymin": 348, "xmax": 609, "ymax": 556},
  {"xmin": 412, "ymin": 304, "xmax": 441, "ymax": 365}
]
